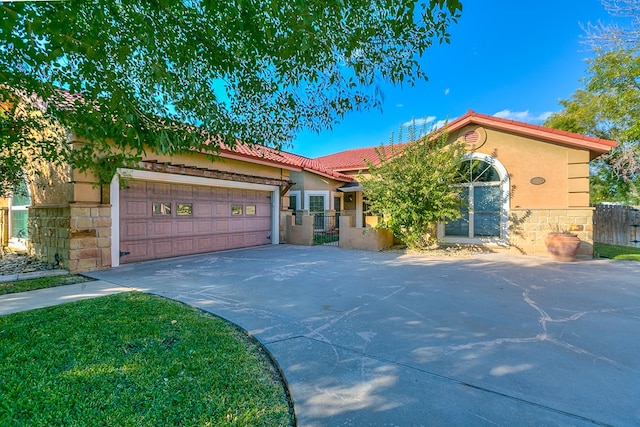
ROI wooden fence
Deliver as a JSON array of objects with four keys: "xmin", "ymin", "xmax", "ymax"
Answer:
[{"xmin": 593, "ymin": 204, "xmax": 640, "ymax": 247}]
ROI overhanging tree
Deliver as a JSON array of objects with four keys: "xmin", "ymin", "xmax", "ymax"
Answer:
[
  {"xmin": 360, "ymin": 127, "xmax": 466, "ymax": 249},
  {"xmin": 545, "ymin": 48, "xmax": 640, "ymax": 204},
  {"xmin": 0, "ymin": 0, "xmax": 462, "ymax": 195}
]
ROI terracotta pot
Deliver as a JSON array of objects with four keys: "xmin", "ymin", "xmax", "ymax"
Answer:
[{"xmin": 544, "ymin": 232, "xmax": 581, "ymax": 262}]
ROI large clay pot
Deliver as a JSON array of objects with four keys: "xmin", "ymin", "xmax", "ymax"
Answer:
[{"xmin": 544, "ymin": 232, "xmax": 581, "ymax": 262}]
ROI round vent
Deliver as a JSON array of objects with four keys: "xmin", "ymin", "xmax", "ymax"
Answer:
[{"xmin": 464, "ymin": 130, "xmax": 480, "ymax": 144}]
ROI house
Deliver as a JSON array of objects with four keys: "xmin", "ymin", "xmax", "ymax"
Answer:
[
  {"xmin": 1, "ymin": 109, "xmax": 616, "ymax": 272},
  {"xmin": 313, "ymin": 110, "xmax": 616, "ymax": 256},
  {"xmin": 0, "ymin": 137, "xmax": 349, "ymax": 272}
]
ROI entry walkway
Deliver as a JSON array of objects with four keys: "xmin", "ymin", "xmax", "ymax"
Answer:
[{"xmin": 4, "ymin": 245, "xmax": 640, "ymax": 426}]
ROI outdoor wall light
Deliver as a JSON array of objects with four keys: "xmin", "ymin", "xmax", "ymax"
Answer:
[{"xmin": 346, "ymin": 195, "xmax": 353, "ymax": 202}]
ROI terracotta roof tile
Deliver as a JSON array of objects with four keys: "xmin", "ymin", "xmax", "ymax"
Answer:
[
  {"xmin": 218, "ymin": 142, "xmax": 353, "ymax": 182},
  {"xmin": 314, "ymin": 110, "xmax": 617, "ymax": 172},
  {"xmin": 314, "ymin": 144, "xmax": 407, "ymax": 172}
]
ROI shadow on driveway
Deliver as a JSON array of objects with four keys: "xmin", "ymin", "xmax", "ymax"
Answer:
[{"xmin": 87, "ymin": 245, "xmax": 640, "ymax": 426}]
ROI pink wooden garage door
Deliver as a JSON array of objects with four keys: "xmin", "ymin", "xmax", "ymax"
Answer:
[{"xmin": 119, "ymin": 180, "xmax": 272, "ymax": 263}]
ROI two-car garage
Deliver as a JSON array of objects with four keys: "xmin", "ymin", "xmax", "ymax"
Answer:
[{"xmin": 112, "ymin": 169, "xmax": 280, "ymax": 265}]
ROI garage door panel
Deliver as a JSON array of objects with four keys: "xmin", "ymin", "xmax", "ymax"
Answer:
[
  {"xmin": 197, "ymin": 202, "xmax": 212, "ymax": 216},
  {"xmin": 197, "ymin": 219, "xmax": 213, "ymax": 233},
  {"xmin": 151, "ymin": 183, "xmax": 171, "ymax": 196},
  {"xmin": 123, "ymin": 221, "xmax": 148, "ymax": 238},
  {"xmin": 230, "ymin": 218, "xmax": 244, "ymax": 231},
  {"xmin": 152, "ymin": 240, "xmax": 173, "ymax": 256},
  {"xmin": 196, "ymin": 237, "xmax": 213, "ymax": 251},
  {"xmin": 126, "ymin": 181, "xmax": 147, "ymax": 195},
  {"xmin": 122, "ymin": 200, "xmax": 147, "ymax": 217},
  {"xmin": 122, "ymin": 241, "xmax": 151, "ymax": 261},
  {"xmin": 215, "ymin": 203, "xmax": 228, "ymax": 216},
  {"xmin": 173, "ymin": 184, "xmax": 193, "ymax": 198},
  {"xmin": 215, "ymin": 218, "xmax": 229, "ymax": 232},
  {"xmin": 120, "ymin": 180, "xmax": 272, "ymax": 264},
  {"xmin": 174, "ymin": 238, "xmax": 194, "ymax": 252},
  {"xmin": 152, "ymin": 221, "xmax": 173, "ymax": 237},
  {"xmin": 177, "ymin": 221, "xmax": 193, "ymax": 234}
]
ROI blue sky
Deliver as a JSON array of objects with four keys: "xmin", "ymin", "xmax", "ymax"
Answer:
[{"xmin": 292, "ymin": 0, "xmax": 617, "ymax": 158}]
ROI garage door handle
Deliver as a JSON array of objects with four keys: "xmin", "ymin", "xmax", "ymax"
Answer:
[{"xmin": 119, "ymin": 251, "xmax": 131, "ymax": 257}]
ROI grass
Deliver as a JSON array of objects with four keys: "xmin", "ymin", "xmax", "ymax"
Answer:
[
  {"xmin": 594, "ymin": 242, "xmax": 640, "ymax": 261},
  {"xmin": 0, "ymin": 274, "xmax": 93, "ymax": 295},
  {"xmin": 0, "ymin": 292, "xmax": 294, "ymax": 426}
]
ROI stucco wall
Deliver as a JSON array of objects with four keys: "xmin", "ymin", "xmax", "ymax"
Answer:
[
  {"xmin": 339, "ymin": 215, "xmax": 393, "ymax": 251},
  {"xmin": 285, "ymin": 213, "xmax": 314, "ymax": 245},
  {"xmin": 454, "ymin": 125, "xmax": 591, "ymax": 209}
]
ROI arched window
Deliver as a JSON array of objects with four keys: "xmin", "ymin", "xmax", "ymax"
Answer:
[
  {"xmin": 9, "ymin": 179, "xmax": 31, "ymax": 245},
  {"xmin": 444, "ymin": 154, "xmax": 509, "ymax": 242}
]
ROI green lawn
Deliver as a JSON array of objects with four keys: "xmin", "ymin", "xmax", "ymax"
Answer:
[
  {"xmin": 0, "ymin": 274, "xmax": 93, "ymax": 295},
  {"xmin": 594, "ymin": 242, "xmax": 640, "ymax": 261},
  {"xmin": 0, "ymin": 292, "xmax": 294, "ymax": 426}
]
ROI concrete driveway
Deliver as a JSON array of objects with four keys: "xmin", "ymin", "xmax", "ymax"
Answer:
[{"xmin": 87, "ymin": 245, "xmax": 640, "ymax": 426}]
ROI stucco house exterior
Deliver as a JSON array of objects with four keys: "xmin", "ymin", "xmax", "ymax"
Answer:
[
  {"xmin": 1, "ymin": 138, "xmax": 346, "ymax": 273},
  {"xmin": 314, "ymin": 110, "xmax": 616, "ymax": 256},
  {"xmin": 1, "ymin": 109, "xmax": 616, "ymax": 272}
]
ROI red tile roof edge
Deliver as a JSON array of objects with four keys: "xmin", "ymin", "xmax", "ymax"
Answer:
[
  {"xmin": 313, "ymin": 110, "xmax": 617, "ymax": 172},
  {"xmin": 441, "ymin": 110, "xmax": 617, "ymax": 152},
  {"xmin": 216, "ymin": 142, "xmax": 353, "ymax": 182}
]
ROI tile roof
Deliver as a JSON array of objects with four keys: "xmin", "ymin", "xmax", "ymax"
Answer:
[
  {"xmin": 314, "ymin": 110, "xmax": 617, "ymax": 172},
  {"xmin": 442, "ymin": 110, "xmax": 617, "ymax": 154},
  {"xmin": 218, "ymin": 142, "xmax": 354, "ymax": 182},
  {"xmin": 314, "ymin": 144, "xmax": 407, "ymax": 172}
]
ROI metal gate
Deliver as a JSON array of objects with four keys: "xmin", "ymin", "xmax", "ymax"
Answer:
[{"xmin": 313, "ymin": 213, "xmax": 339, "ymax": 246}]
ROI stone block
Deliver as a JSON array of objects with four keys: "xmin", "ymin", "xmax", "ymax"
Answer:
[
  {"xmin": 72, "ymin": 207, "xmax": 91, "ymax": 218},
  {"xmin": 101, "ymin": 248, "xmax": 112, "ymax": 267},
  {"xmin": 97, "ymin": 237, "xmax": 111, "ymax": 248},
  {"xmin": 93, "ymin": 217, "xmax": 112, "ymax": 228},
  {"xmin": 76, "ymin": 258, "xmax": 98, "ymax": 272},
  {"xmin": 71, "ymin": 217, "xmax": 93, "ymax": 229},
  {"xmin": 72, "ymin": 248, "xmax": 99, "ymax": 260}
]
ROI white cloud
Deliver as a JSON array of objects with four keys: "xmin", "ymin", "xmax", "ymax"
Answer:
[
  {"xmin": 396, "ymin": 103, "xmax": 404, "ymax": 108},
  {"xmin": 402, "ymin": 116, "xmax": 436, "ymax": 127},
  {"xmin": 433, "ymin": 119, "xmax": 449, "ymax": 129},
  {"xmin": 444, "ymin": 88, "xmax": 450, "ymax": 95},
  {"xmin": 493, "ymin": 109, "xmax": 554, "ymax": 123}
]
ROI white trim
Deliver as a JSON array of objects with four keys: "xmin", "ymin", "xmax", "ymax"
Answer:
[
  {"xmin": 441, "ymin": 154, "xmax": 510, "ymax": 245},
  {"xmin": 111, "ymin": 169, "xmax": 280, "ymax": 267},
  {"xmin": 110, "ymin": 175, "xmax": 121, "ymax": 268},
  {"xmin": 305, "ymin": 190, "xmax": 330, "ymax": 212},
  {"xmin": 288, "ymin": 190, "xmax": 301, "ymax": 210}
]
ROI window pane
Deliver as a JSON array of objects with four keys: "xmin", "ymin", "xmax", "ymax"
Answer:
[
  {"xmin": 445, "ymin": 191, "xmax": 469, "ymax": 236},
  {"xmin": 177, "ymin": 203, "xmax": 192, "ymax": 215},
  {"xmin": 10, "ymin": 210, "xmax": 28, "ymax": 239},
  {"xmin": 473, "ymin": 186, "xmax": 501, "ymax": 237},
  {"xmin": 458, "ymin": 159, "xmax": 500, "ymax": 183},
  {"xmin": 12, "ymin": 181, "xmax": 31, "ymax": 206},
  {"xmin": 309, "ymin": 195, "xmax": 324, "ymax": 213},
  {"xmin": 153, "ymin": 202, "xmax": 172, "ymax": 215},
  {"xmin": 289, "ymin": 195, "xmax": 297, "ymax": 210}
]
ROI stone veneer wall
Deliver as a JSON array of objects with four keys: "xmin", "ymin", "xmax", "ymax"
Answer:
[
  {"xmin": 509, "ymin": 208, "xmax": 594, "ymax": 258},
  {"xmin": 29, "ymin": 204, "xmax": 112, "ymax": 273}
]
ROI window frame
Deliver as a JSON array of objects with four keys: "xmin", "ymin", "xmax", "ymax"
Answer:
[{"xmin": 440, "ymin": 154, "xmax": 510, "ymax": 245}]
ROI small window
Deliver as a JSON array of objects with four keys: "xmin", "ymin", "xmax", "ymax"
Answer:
[
  {"xmin": 245, "ymin": 205, "xmax": 256, "ymax": 215},
  {"xmin": 153, "ymin": 202, "xmax": 172, "ymax": 215},
  {"xmin": 231, "ymin": 205, "xmax": 243, "ymax": 215},
  {"xmin": 289, "ymin": 195, "xmax": 297, "ymax": 210},
  {"xmin": 177, "ymin": 203, "xmax": 193, "ymax": 216}
]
